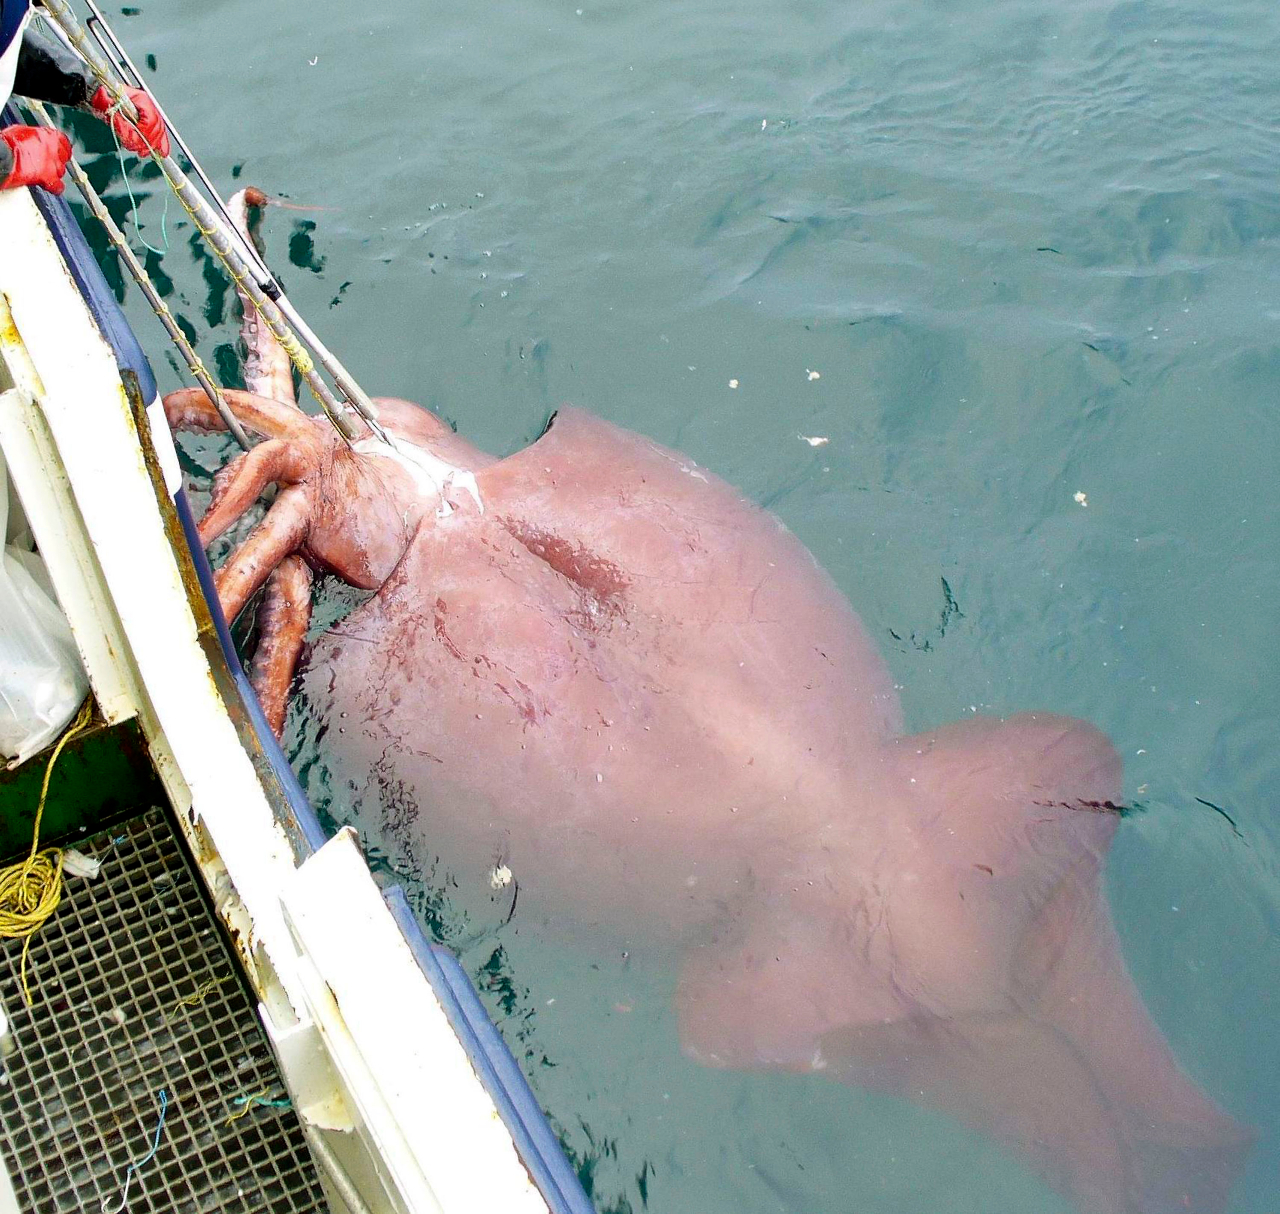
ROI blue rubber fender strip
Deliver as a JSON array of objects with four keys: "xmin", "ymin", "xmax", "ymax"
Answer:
[
  {"xmin": 382, "ymin": 885, "xmax": 596, "ymax": 1214},
  {"xmin": 173, "ymin": 488, "xmax": 329, "ymax": 855}
]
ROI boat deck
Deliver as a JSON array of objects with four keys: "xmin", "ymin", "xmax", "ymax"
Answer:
[{"xmin": 0, "ymin": 807, "xmax": 325, "ymax": 1213}]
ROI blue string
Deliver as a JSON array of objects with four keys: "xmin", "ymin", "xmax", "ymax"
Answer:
[
  {"xmin": 101, "ymin": 1088, "xmax": 168, "ymax": 1213},
  {"xmin": 106, "ymin": 98, "xmax": 170, "ymax": 257}
]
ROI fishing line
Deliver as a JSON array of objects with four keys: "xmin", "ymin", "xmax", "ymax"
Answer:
[
  {"xmin": 101, "ymin": 93, "xmax": 171, "ymax": 257},
  {"xmin": 101, "ymin": 1088, "xmax": 169, "ymax": 1214}
]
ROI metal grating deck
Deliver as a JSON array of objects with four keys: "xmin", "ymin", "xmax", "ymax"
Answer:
[{"xmin": 0, "ymin": 806, "xmax": 327, "ymax": 1212}]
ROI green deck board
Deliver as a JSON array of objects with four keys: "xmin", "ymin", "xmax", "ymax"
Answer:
[{"xmin": 0, "ymin": 718, "xmax": 163, "ymax": 862}]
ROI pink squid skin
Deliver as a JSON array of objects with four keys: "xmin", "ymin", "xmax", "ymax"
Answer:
[
  {"xmin": 166, "ymin": 385, "xmax": 1251, "ymax": 1214},
  {"xmin": 308, "ymin": 404, "xmax": 905, "ymax": 928}
]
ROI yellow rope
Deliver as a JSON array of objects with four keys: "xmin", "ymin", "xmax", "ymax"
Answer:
[
  {"xmin": 224, "ymin": 1086, "xmax": 291, "ymax": 1125},
  {"xmin": 162, "ymin": 181, "xmax": 317, "ymax": 375},
  {"xmin": 0, "ymin": 699, "xmax": 94, "ymax": 1005},
  {"xmin": 225, "ymin": 1087, "xmax": 267, "ymax": 1124},
  {"xmin": 164, "ymin": 974, "xmax": 229, "ymax": 1020}
]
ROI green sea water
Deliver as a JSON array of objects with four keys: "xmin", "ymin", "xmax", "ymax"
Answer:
[{"xmin": 69, "ymin": 0, "xmax": 1279, "ymax": 1209}]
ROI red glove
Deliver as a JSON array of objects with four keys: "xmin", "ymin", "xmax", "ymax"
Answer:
[
  {"xmin": 90, "ymin": 85, "xmax": 171, "ymax": 158},
  {"xmin": 0, "ymin": 125, "xmax": 73, "ymax": 195}
]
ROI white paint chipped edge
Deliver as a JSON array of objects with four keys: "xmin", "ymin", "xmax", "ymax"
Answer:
[{"xmin": 283, "ymin": 830, "xmax": 550, "ymax": 1214}]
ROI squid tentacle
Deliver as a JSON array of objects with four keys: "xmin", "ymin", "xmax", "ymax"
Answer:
[
  {"xmin": 164, "ymin": 386, "xmax": 319, "ymax": 444},
  {"xmin": 164, "ymin": 385, "xmax": 324, "ymax": 735},
  {"xmin": 214, "ymin": 483, "xmax": 312, "ymax": 623},
  {"xmin": 249, "ymin": 555, "xmax": 313, "ymax": 737},
  {"xmin": 207, "ymin": 448, "xmax": 250, "ymax": 513},
  {"xmin": 162, "ymin": 186, "xmax": 323, "ymax": 738},
  {"xmin": 198, "ymin": 437, "xmax": 315, "ymax": 547},
  {"xmin": 229, "ymin": 187, "xmax": 300, "ymax": 411}
]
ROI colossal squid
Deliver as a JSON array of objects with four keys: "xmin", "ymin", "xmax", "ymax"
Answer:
[{"xmin": 162, "ymin": 191, "xmax": 1251, "ymax": 1214}]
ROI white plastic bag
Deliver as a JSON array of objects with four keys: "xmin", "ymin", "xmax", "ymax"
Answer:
[{"xmin": 0, "ymin": 449, "xmax": 87, "ymax": 767}]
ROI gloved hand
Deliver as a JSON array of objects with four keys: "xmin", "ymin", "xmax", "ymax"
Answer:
[
  {"xmin": 89, "ymin": 85, "xmax": 170, "ymax": 158},
  {"xmin": 0, "ymin": 125, "xmax": 73, "ymax": 194}
]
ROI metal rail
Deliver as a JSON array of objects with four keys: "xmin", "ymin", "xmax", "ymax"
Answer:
[
  {"xmin": 37, "ymin": 0, "xmax": 394, "ymax": 448},
  {"xmin": 81, "ymin": 0, "xmax": 275, "ymax": 288}
]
